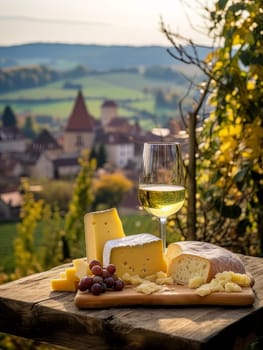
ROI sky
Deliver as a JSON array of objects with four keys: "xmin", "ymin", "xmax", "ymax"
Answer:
[{"xmin": 0, "ymin": 0, "xmax": 212, "ymax": 47}]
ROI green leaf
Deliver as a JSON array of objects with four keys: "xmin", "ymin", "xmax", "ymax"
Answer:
[
  {"xmin": 236, "ymin": 219, "xmax": 250, "ymax": 235},
  {"xmin": 218, "ymin": 0, "xmax": 228, "ymax": 11},
  {"xmin": 215, "ymin": 198, "xmax": 242, "ymax": 218},
  {"xmin": 233, "ymin": 168, "xmax": 248, "ymax": 183},
  {"xmin": 221, "ymin": 204, "xmax": 242, "ymax": 219},
  {"xmin": 211, "ymin": 171, "xmax": 222, "ymax": 184}
]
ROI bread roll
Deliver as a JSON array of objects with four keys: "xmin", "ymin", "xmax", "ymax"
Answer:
[{"xmin": 166, "ymin": 241, "xmax": 246, "ymax": 285}]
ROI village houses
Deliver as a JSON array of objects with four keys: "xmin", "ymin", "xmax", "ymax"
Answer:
[{"xmin": 0, "ymin": 90, "xmax": 187, "ymax": 219}]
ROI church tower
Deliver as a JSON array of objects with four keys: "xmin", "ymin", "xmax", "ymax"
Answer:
[{"xmin": 63, "ymin": 90, "xmax": 96, "ymax": 154}]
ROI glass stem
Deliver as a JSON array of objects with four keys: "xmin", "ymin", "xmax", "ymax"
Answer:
[{"xmin": 160, "ymin": 217, "xmax": 167, "ymax": 252}]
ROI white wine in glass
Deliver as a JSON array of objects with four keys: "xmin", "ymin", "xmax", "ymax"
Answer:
[{"xmin": 138, "ymin": 142, "xmax": 185, "ymax": 252}]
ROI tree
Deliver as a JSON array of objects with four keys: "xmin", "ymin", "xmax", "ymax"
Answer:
[
  {"xmin": 22, "ymin": 115, "xmax": 36, "ymax": 139},
  {"xmin": 162, "ymin": 0, "xmax": 263, "ymax": 255},
  {"xmin": 198, "ymin": 0, "xmax": 263, "ymax": 254},
  {"xmin": 92, "ymin": 172, "xmax": 133, "ymax": 210},
  {"xmin": 64, "ymin": 150, "xmax": 96, "ymax": 258},
  {"xmin": 13, "ymin": 179, "xmax": 66, "ymax": 279},
  {"xmin": 13, "ymin": 179, "xmax": 44, "ymax": 278},
  {"xmin": 1, "ymin": 105, "xmax": 17, "ymax": 127}
]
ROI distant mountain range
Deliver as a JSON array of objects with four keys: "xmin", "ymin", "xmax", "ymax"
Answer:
[{"xmin": 0, "ymin": 43, "xmax": 211, "ymax": 70}]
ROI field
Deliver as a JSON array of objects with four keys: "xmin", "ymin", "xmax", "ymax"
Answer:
[
  {"xmin": 0, "ymin": 213, "xmax": 157, "ymax": 275},
  {"xmin": 0, "ymin": 70, "xmax": 188, "ymax": 130}
]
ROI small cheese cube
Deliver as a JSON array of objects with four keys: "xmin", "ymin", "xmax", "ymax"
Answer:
[
  {"xmin": 84, "ymin": 208, "xmax": 125, "ymax": 263},
  {"xmin": 65, "ymin": 267, "xmax": 79, "ymax": 281},
  {"xmin": 50, "ymin": 279, "xmax": 78, "ymax": 292},
  {"xmin": 72, "ymin": 258, "xmax": 91, "ymax": 279},
  {"xmin": 103, "ymin": 233, "xmax": 167, "ymax": 278},
  {"xmin": 60, "ymin": 272, "xmax": 66, "ymax": 279}
]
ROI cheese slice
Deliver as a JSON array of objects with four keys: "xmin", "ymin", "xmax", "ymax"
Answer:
[
  {"xmin": 103, "ymin": 233, "xmax": 167, "ymax": 278},
  {"xmin": 84, "ymin": 208, "xmax": 125, "ymax": 263}
]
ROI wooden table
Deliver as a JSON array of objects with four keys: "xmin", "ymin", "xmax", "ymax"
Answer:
[{"xmin": 0, "ymin": 254, "xmax": 263, "ymax": 350}]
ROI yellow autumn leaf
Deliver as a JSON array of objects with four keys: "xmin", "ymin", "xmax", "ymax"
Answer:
[
  {"xmin": 247, "ymin": 80, "xmax": 255, "ymax": 90},
  {"xmin": 228, "ymin": 124, "xmax": 242, "ymax": 136}
]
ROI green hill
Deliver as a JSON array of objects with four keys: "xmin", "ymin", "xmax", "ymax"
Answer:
[
  {"xmin": 0, "ymin": 43, "xmax": 211, "ymax": 70},
  {"xmin": 0, "ymin": 43, "xmax": 206, "ymax": 130}
]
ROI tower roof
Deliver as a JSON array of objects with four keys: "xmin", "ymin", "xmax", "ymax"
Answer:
[
  {"xmin": 101, "ymin": 100, "xmax": 118, "ymax": 108},
  {"xmin": 65, "ymin": 91, "xmax": 95, "ymax": 132}
]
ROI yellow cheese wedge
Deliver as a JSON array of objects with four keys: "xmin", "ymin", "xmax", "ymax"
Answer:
[
  {"xmin": 50, "ymin": 278, "xmax": 78, "ymax": 292},
  {"xmin": 84, "ymin": 208, "xmax": 125, "ymax": 263},
  {"xmin": 103, "ymin": 233, "xmax": 167, "ymax": 278}
]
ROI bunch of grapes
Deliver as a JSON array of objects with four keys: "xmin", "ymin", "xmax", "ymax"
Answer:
[{"xmin": 78, "ymin": 260, "xmax": 124, "ymax": 296}]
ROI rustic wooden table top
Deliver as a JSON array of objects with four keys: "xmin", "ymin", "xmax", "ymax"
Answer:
[{"xmin": 0, "ymin": 254, "xmax": 263, "ymax": 350}]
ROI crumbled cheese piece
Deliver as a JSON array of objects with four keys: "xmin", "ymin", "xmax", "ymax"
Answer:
[
  {"xmin": 195, "ymin": 284, "xmax": 211, "ymax": 296},
  {"xmin": 144, "ymin": 274, "xmax": 157, "ymax": 282},
  {"xmin": 156, "ymin": 276, "xmax": 174, "ymax": 285},
  {"xmin": 136, "ymin": 281, "xmax": 163, "ymax": 295},
  {"xmin": 122, "ymin": 271, "xmax": 173, "ymax": 293},
  {"xmin": 156, "ymin": 271, "xmax": 167, "ymax": 279},
  {"xmin": 225, "ymin": 282, "xmax": 242, "ymax": 292},
  {"xmin": 228, "ymin": 272, "xmax": 251, "ymax": 286},
  {"xmin": 122, "ymin": 273, "xmax": 144, "ymax": 285},
  {"xmin": 195, "ymin": 271, "xmax": 251, "ymax": 296},
  {"xmin": 188, "ymin": 276, "xmax": 206, "ymax": 289}
]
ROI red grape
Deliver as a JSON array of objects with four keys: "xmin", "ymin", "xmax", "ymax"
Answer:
[
  {"xmin": 104, "ymin": 276, "xmax": 115, "ymax": 288},
  {"xmin": 89, "ymin": 259, "xmax": 101, "ymax": 270},
  {"xmin": 78, "ymin": 276, "xmax": 93, "ymax": 291},
  {"xmin": 102, "ymin": 268, "xmax": 111, "ymax": 278},
  {"xmin": 114, "ymin": 278, "xmax": 124, "ymax": 291},
  {"xmin": 93, "ymin": 275, "xmax": 103, "ymax": 284},
  {"xmin": 91, "ymin": 264, "xmax": 103, "ymax": 276},
  {"xmin": 106, "ymin": 264, "xmax": 116, "ymax": 275},
  {"xmin": 90, "ymin": 283, "xmax": 103, "ymax": 295}
]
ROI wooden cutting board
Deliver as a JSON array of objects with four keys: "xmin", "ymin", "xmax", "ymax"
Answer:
[{"xmin": 74, "ymin": 284, "xmax": 255, "ymax": 309}]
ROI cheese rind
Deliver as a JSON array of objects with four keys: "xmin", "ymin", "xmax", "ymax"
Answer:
[
  {"xmin": 103, "ymin": 233, "xmax": 167, "ymax": 278},
  {"xmin": 166, "ymin": 241, "xmax": 246, "ymax": 285},
  {"xmin": 84, "ymin": 208, "xmax": 125, "ymax": 263}
]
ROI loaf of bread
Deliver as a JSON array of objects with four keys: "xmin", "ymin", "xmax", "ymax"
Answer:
[{"xmin": 166, "ymin": 241, "xmax": 246, "ymax": 285}]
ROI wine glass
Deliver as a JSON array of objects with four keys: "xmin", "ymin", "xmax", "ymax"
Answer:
[{"xmin": 138, "ymin": 142, "xmax": 185, "ymax": 252}]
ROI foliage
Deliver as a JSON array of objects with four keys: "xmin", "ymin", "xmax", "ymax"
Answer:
[
  {"xmin": 90, "ymin": 143, "xmax": 107, "ymax": 168},
  {"xmin": 144, "ymin": 66, "xmax": 186, "ymax": 83},
  {"xmin": 34, "ymin": 179, "xmax": 73, "ymax": 215},
  {"xmin": 154, "ymin": 88, "xmax": 179, "ymax": 110},
  {"xmin": 0, "ymin": 65, "xmax": 61, "ymax": 92},
  {"xmin": 13, "ymin": 178, "xmax": 44, "ymax": 278},
  {"xmin": 39, "ymin": 203, "xmax": 64, "ymax": 269},
  {"xmin": 22, "ymin": 115, "xmax": 37, "ymax": 139},
  {"xmin": 0, "ymin": 222, "xmax": 17, "ymax": 274},
  {"xmin": 1, "ymin": 105, "xmax": 17, "ymax": 126},
  {"xmin": 64, "ymin": 151, "xmax": 96, "ymax": 258},
  {"xmin": 162, "ymin": 0, "xmax": 263, "ymax": 255},
  {"xmin": 92, "ymin": 172, "xmax": 133, "ymax": 210},
  {"xmin": 12, "ymin": 178, "xmax": 67, "ymax": 279},
  {"xmin": 196, "ymin": 0, "xmax": 263, "ymax": 254}
]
